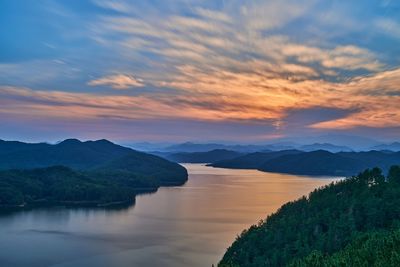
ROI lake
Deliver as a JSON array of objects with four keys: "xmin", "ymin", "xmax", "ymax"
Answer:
[{"xmin": 0, "ymin": 164, "xmax": 338, "ymax": 267}]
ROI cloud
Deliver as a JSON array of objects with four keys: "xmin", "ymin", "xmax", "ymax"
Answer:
[
  {"xmin": 0, "ymin": 85, "xmax": 285, "ymax": 122},
  {"xmin": 282, "ymin": 44, "xmax": 381, "ymax": 71},
  {"xmin": 2, "ymin": 0, "xmax": 400, "ymax": 141},
  {"xmin": 91, "ymin": 0, "xmax": 132, "ymax": 13},
  {"xmin": 2, "ymin": 63, "xmax": 400, "ymax": 130},
  {"xmin": 88, "ymin": 74, "xmax": 144, "ymax": 89},
  {"xmin": 94, "ymin": 2, "xmax": 383, "ymax": 87},
  {"xmin": 308, "ymin": 68, "xmax": 400, "ymax": 129},
  {"xmin": 375, "ymin": 18, "xmax": 400, "ymax": 39},
  {"xmin": 240, "ymin": 0, "xmax": 314, "ymax": 31},
  {"xmin": 195, "ymin": 7, "xmax": 232, "ymax": 23}
]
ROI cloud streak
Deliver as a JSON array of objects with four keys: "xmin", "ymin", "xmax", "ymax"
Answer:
[
  {"xmin": 88, "ymin": 74, "xmax": 144, "ymax": 89},
  {"xmin": 1, "ymin": 64, "xmax": 400, "ymax": 130},
  {"xmin": 1, "ymin": 0, "xmax": 400, "ymax": 141}
]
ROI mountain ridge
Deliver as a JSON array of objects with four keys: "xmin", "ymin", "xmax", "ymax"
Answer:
[
  {"xmin": 0, "ymin": 139, "xmax": 188, "ymax": 208},
  {"xmin": 210, "ymin": 149, "xmax": 400, "ymax": 176}
]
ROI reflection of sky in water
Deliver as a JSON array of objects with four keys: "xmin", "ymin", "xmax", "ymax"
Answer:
[{"xmin": 0, "ymin": 164, "xmax": 339, "ymax": 267}]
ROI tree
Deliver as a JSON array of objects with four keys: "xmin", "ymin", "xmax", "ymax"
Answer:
[
  {"xmin": 371, "ymin": 167, "xmax": 385, "ymax": 185},
  {"xmin": 219, "ymin": 165, "xmax": 400, "ymax": 267},
  {"xmin": 388, "ymin": 166, "xmax": 400, "ymax": 184}
]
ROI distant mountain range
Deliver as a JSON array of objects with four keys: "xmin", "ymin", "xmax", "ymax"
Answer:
[
  {"xmin": 163, "ymin": 142, "xmax": 273, "ymax": 153},
  {"xmin": 286, "ymin": 134, "xmax": 381, "ymax": 151},
  {"xmin": 371, "ymin": 142, "xmax": 400, "ymax": 152},
  {"xmin": 299, "ymin": 143, "xmax": 352, "ymax": 152},
  {"xmin": 162, "ymin": 141, "xmax": 354, "ymax": 153},
  {"xmin": 210, "ymin": 149, "xmax": 400, "ymax": 176},
  {"xmin": 0, "ymin": 139, "xmax": 187, "ymax": 207},
  {"xmin": 125, "ymin": 134, "xmax": 392, "ymax": 152},
  {"xmin": 154, "ymin": 149, "xmax": 243, "ymax": 163}
]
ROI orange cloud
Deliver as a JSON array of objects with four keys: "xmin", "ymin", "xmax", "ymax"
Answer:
[
  {"xmin": 2, "ymin": 0, "xmax": 399, "ymax": 136},
  {"xmin": 1, "ymin": 66, "xmax": 400, "ymax": 130}
]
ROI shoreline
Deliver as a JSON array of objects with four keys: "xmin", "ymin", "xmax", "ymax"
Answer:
[{"xmin": 0, "ymin": 181, "xmax": 188, "ymax": 213}]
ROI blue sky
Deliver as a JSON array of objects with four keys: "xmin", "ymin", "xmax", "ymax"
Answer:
[{"xmin": 0, "ymin": 0, "xmax": 400, "ymax": 143}]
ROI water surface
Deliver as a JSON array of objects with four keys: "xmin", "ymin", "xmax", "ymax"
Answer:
[{"xmin": 0, "ymin": 164, "xmax": 338, "ymax": 267}]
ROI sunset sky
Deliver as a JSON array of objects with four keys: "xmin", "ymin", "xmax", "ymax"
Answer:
[{"xmin": 1, "ymin": 0, "xmax": 400, "ymax": 143}]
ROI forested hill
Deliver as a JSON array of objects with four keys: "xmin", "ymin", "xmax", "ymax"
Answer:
[
  {"xmin": 209, "ymin": 150, "xmax": 302, "ymax": 169},
  {"xmin": 210, "ymin": 149, "xmax": 400, "ymax": 176},
  {"xmin": 0, "ymin": 139, "xmax": 188, "ymax": 207},
  {"xmin": 0, "ymin": 138, "xmax": 132, "ymax": 170},
  {"xmin": 219, "ymin": 166, "xmax": 400, "ymax": 267}
]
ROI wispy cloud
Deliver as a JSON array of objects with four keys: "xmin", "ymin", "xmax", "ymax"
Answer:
[
  {"xmin": 1, "ymin": 63, "xmax": 400, "ymax": 129},
  {"xmin": 88, "ymin": 74, "xmax": 144, "ymax": 89},
  {"xmin": 375, "ymin": 18, "xmax": 400, "ymax": 39},
  {"xmin": 194, "ymin": 7, "xmax": 232, "ymax": 23},
  {"xmin": 91, "ymin": 0, "xmax": 132, "ymax": 13},
  {"xmin": 1, "ymin": 0, "xmax": 400, "ymax": 141}
]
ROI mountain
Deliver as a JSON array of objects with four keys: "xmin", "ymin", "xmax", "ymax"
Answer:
[
  {"xmin": 210, "ymin": 149, "xmax": 400, "ymax": 176},
  {"xmin": 259, "ymin": 150, "xmax": 363, "ymax": 176},
  {"xmin": 371, "ymin": 142, "xmax": 400, "ymax": 152},
  {"xmin": 209, "ymin": 150, "xmax": 302, "ymax": 169},
  {"xmin": 163, "ymin": 139, "xmax": 379, "ymax": 154},
  {"xmin": 165, "ymin": 142, "xmax": 229, "ymax": 152},
  {"xmin": 163, "ymin": 142, "xmax": 276, "ymax": 153},
  {"xmin": 260, "ymin": 150, "xmax": 400, "ymax": 176},
  {"xmin": 98, "ymin": 152, "xmax": 187, "ymax": 186},
  {"xmin": 121, "ymin": 142, "xmax": 174, "ymax": 152},
  {"xmin": 299, "ymin": 143, "xmax": 352, "ymax": 152},
  {"xmin": 287, "ymin": 134, "xmax": 381, "ymax": 151},
  {"xmin": 338, "ymin": 150, "xmax": 400, "ymax": 168},
  {"xmin": 219, "ymin": 166, "xmax": 400, "ymax": 267},
  {"xmin": 160, "ymin": 149, "xmax": 243, "ymax": 163},
  {"xmin": 0, "ymin": 139, "xmax": 188, "ymax": 207},
  {"xmin": 0, "ymin": 138, "xmax": 133, "ymax": 170}
]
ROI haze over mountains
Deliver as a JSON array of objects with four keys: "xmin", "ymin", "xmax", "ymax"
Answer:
[
  {"xmin": 147, "ymin": 139, "xmax": 400, "ymax": 177},
  {"xmin": 129, "ymin": 134, "xmax": 399, "ymax": 153},
  {"xmin": 371, "ymin": 142, "xmax": 400, "ymax": 152},
  {"xmin": 162, "ymin": 142, "xmax": 355, "ymax": 153},
  {"xmin": 154, "ymin": 149, "xmax": 243, "ymax": 164}
]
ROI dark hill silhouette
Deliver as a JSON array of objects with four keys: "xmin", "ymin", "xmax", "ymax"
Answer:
[
  {"xmin": 209, "ymin": 150, "xmax": 302, "ymax": 169},
  {"xmin": 0, "ymin": 139, "xmax": 133, "ymax": 170},
  {"xmin": 99, "ymin": 152, "xmax": 187, "ymax": 186},
  {"xmin": 259, "ymin": 150, "xmax": 363, "ymax": 176},
  {"xmin": 210, "ymin": 149, "xmax": 400, "ymax": 176},
  {"xmin": 0, "ymin": 139, "xmax": 188, "ymax": 207}
]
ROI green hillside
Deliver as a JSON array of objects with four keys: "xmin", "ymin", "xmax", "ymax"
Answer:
[
  {"xmin": 219, "ymin": 166, "xmax": 400, "ymax": 267},
  {"xmin": 0, "ymin": 139, "xmax": 188, "ymax": 207}
]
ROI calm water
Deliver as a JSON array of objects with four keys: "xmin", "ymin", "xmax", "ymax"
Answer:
[{"xmin": 0, "ymin": 164, "xmax": 338, "ymax": 267}]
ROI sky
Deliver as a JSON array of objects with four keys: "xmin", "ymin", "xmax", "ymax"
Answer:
[{"xmin": 1, "ymin": 0, "xmax": 400, "ymax": 143}]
